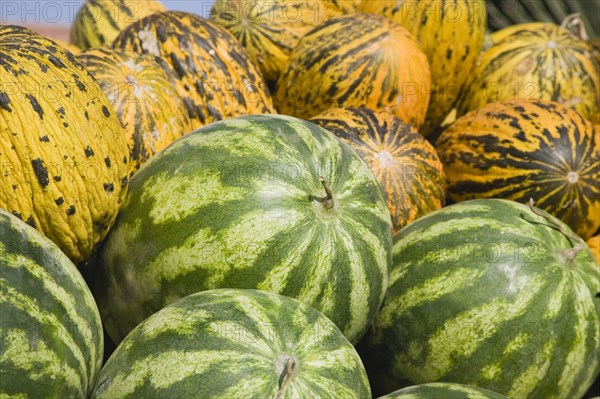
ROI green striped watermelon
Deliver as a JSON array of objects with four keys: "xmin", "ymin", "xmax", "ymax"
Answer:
[
  {"xmin": 90, "ymin": 114, "xmax": 392, "ymax": 345},
  {"xmin": 91, "ymin": 289, "xmax": 371, "ymax": 398},
  {"xmin": 0, "ymin": 209, "xmax": 103, "ymax": 398},
  {"xmin": 359, "ymin": 199, "xmax": 600, "ymax": 398},
  {"xmin": 379, "ymin": 382, "xmax": 508, "ymax": 399}
]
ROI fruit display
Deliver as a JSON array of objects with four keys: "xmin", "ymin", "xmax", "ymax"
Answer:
[
  {"xmin": 457, "ymin": 20, "xmax": 600, "ymax": 121},
  {"xmin": 77, "ymin": 48, "xmax": 192, "ymax": 172},
  {"xmin": 310, "ymin": 107, "xmax": 446, "ymax": 233},
  {"xmin": 486, "ymin": 0, "xmax": 599, "ymax": 38},
  {"xmin": 0, "ymin": 209, "xmax": 104, "ymax": 398},
  {"xmin": 112, "ymin": 11, "xmax": 275, "ymax": 129},
  {"xmin": 360, "ymin": 199, "xmax": 600, "ymax": 398},
  {"xmin": 436, "ymin": 100, "xmax": 599, "ymax": 240},
  {"xmin": 210, "ymin": 0, "xmax": 342, "ymax": 88},
  {"xmin": 275, "ymin": 13, "xmax": 431, "ymax": 127},
  {"xmin": 70, "ymin": 0, "xmax": 166, "ymax": 49},
  {"xmin": 379, "ymin": 382, "xmax": 508, "ymax": 399},
  {"xmin": 90, "ymin": 114, "xmax": 392, "ymax": 344},
  {"xmin": 0, "ymin": 25, "xmax": 131, "ymax": 263},
  {"xmin": 90, "ymin": 289, "xmax": 371, "ymax": 398},
  {"xmin": 5, "ymin": 1, "xmax": 600, "ymax": 397},
  {"xmin": 359, "ymin": 0, "xmax": 487, "ymax": 135}
]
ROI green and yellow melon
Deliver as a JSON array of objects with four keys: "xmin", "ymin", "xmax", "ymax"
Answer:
[
  {"xmin": 275, "ymin": 14, "xmax": 431, "ymax": 127},
  {"xmin": 310, "ymin": 107, "xmax": 446, "ymax": 233},
  {"xmin": 70, "ymin": 0, "xmax": 166, "ymax": 50},
  {"xmin": 112, "ymin": 11, "xmax": 276, "ymax": 129},
  {"xmin": 77, "ymin": 47, "xmax": 192, "ymax": 172},
  {"xmin": 53, "ymin": 38, "xmax": 82, "ymax": 54},
  {"xmin": 358, "ymin": 0, "xmax": 487, "ymax": 135},
  {"xmin": 0, "ymin": 209, "xmax": 104, "ymax": 398},
  {"xmin": 457, "ymin": 21, "xmax": 600, "ymax": 121},
  {"xmin": 0, "ymin": 26, "xmax": 131, "ymax": 263},
  {"xmin": 90, "ymin": 289, "xmax": 371, "ymax": 398},
  {"xmin": 210, "ymin": 0, "xmax": 343, "ymax": 88},
  {"xmin": 436, "ymin": 100, "xmax": 599, "ymax": 240}
]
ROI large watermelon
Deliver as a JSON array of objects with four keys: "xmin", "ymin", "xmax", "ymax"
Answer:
[
  {"xmin": 112, "ymin": 11, "xmax": 275, "ymax": 129},
  {"xmin": 457, "ymin": 21, "xmax": 600, "ymax": 121},
  {"xmin": 436, "ymin": 100, "xmax": 599, "ymax": 240},
  {"xmin": 0, "ymin": 25, "xmax": 131, "ymax": 263},
  {"xmin": 90, "ymin": 289, "xmax": 371, "ymax": 398},
  {"xmin": 359, "ymin": 199, "xmax": 600, "ymax": 398},
  {"xmin": 310, "ymin": 107, "xmax": 446, "ymax": 233},
  {"xmin": 0, "ymin": 209, "xmax": 104, "ymax": 398},
  {"xmin": 379, "ymin": 382, "xmax": 508, "ymax": 399},
  {"xmin": 274, "ymin": 13, "xmax": 431, "ymax": 127},
  {"xmin": 90, "ymin": 114, "xmax": 392, "ymax": 345}
]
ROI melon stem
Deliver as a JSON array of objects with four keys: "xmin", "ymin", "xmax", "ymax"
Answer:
[
  {"xmin": 560, "ymin": 13, "xmax": 589, "ymax": 40},
  {"xmin": 319, "ymin": 176, "xmax": 335, "ymax": 210},
  {"xmin": 528, "ymin": 198, "xmax": 584, "ymax": 261},
  {"xmin": 274, "ymin": 358, "xmax": 296, "ymax": 399}
]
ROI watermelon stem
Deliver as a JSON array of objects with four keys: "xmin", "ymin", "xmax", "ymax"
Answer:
[
  {"xmin": 318, "ymin": 176, "xmax": 335, "ymax": 210},
  {"xmin": 274, "ymin": 358, "xmax": 296, "ymax": 399},
  {"xmin": 528, "ymin": 198, "xmax": 585, "ymax": 260}
]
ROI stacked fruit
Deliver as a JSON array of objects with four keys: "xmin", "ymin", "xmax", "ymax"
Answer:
[{"xmin": 1, "ymin": 0, "xmax": 598, "ymax": 398}]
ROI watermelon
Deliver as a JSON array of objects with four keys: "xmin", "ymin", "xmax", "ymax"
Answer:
[
  {"xmin": 90, "ymin": 114, "xmax": 392, "ymax": 345},
  {"xmin": 359, "ymin": 199, "xmax": 600, "ymax": 398},
  {"xmin": 90, "ymin": 289, "xmax": 371, "ymax": 398},
  {"xmin": 379, "ymin": 382, "xmax": 508, "ymax": 399},
  {"xmin": 0, "ymin": 209, "xmax": 103, "ymax": 398}
]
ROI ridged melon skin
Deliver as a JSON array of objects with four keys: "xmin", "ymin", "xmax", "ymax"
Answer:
[
  {"xmin": 70, "ymin": 0, "xmax": 166, "ymax": 49},
  {"xmin": 379, "ymin": 382, "xmax": 508, "ymax": 399},
  {"xmin": 91, "ymin": 114, "xmax": 392, "ymax": 345},
  {"xmin": 360, "ymin": 199, "xmax": 600, "ymax": 398},
  {"xmin": 311, "ymin": 107, "xmax": 446, "ymax": 233},
  {"xmin": 112, "ymin": 11, "xmax": 276, "ymax": 129},
  {"xmin": 486, "ymin": 0, "xmax": 599, "ymax": 38},
  {"xmin": 274, "ymin": 13, "xmax": 431, "ymax": 127},
  {"xmin": 457, "ymin": 22, "xmax": 600, "ymax": 121},
  {"xmin": 210, "ymin": 0, "xmax": 343, "ymax": 88},
  {"xmin": 77, "ymin": 48, "xmax": 192, "ymax": 172},
  {"xmin": 0, "ymin": 209, "xmax": 104, "ymax": 398},
  {"xmin": 0, "ymin": 25, "xmax": 131, "ymax": 263},
  {"xmin": 90, "ymin": 289, "xmax": 371, "ymax": 399},
  {"xmin": 436, "ymin": 100, "xmax": 599, "ymax": 240},
  {"xmin": 358, "ymin": 0, "xmax": 486, "ymax": 135}
]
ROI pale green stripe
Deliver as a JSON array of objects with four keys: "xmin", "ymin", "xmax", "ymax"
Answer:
[
  {"xmin": 1, "ymin": 328, "xmax": 80, "ymax": 394},
  {"xmin": 3, "ymin": 252, "xmax": 97, "ymax": 354},
  {"xmin": 296, "ymin": 228, "xmax": 336, "ymax": 307},
  {"xmin": 557, "ymin": 274, "xmax": 598, "ymax": 398},
  {"xmin": 543, "ymin": 273, "xmax": 567, "ymax": 319},
  {"xmin": 0, "ymin": 283, "xmax": 86, "ymax": 388},
  {"xmin": 377, "ymin": 268, "xmax": 484, "ymax": 329},
  {"xmin": 508, "ymin": 340, "xmax": 554, "ymax": 398},
  {"xmin": 94, "ymin": 350, "xmax": 267, "ymax": 398},
  {"xmin": 141, "ymin": 170, "xmax": 247, "ymax": 225},
  {"xmin": 257, "ymin": 222, "xmax": 317, "ymax": 294},
  {"xmin": 135, "ymin": 305, "xmax": 210, "ymax": 341},
  {"xmin": 225, "ymin": 294, "xmax": 282, "ymax": 352},
  {"xmin": 397, "ymin": 274, "xmax": 544, "ymax": 381},
  {"xmin": 336, "ymin": 225, "xmax": 371, "ymax": 340}
]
